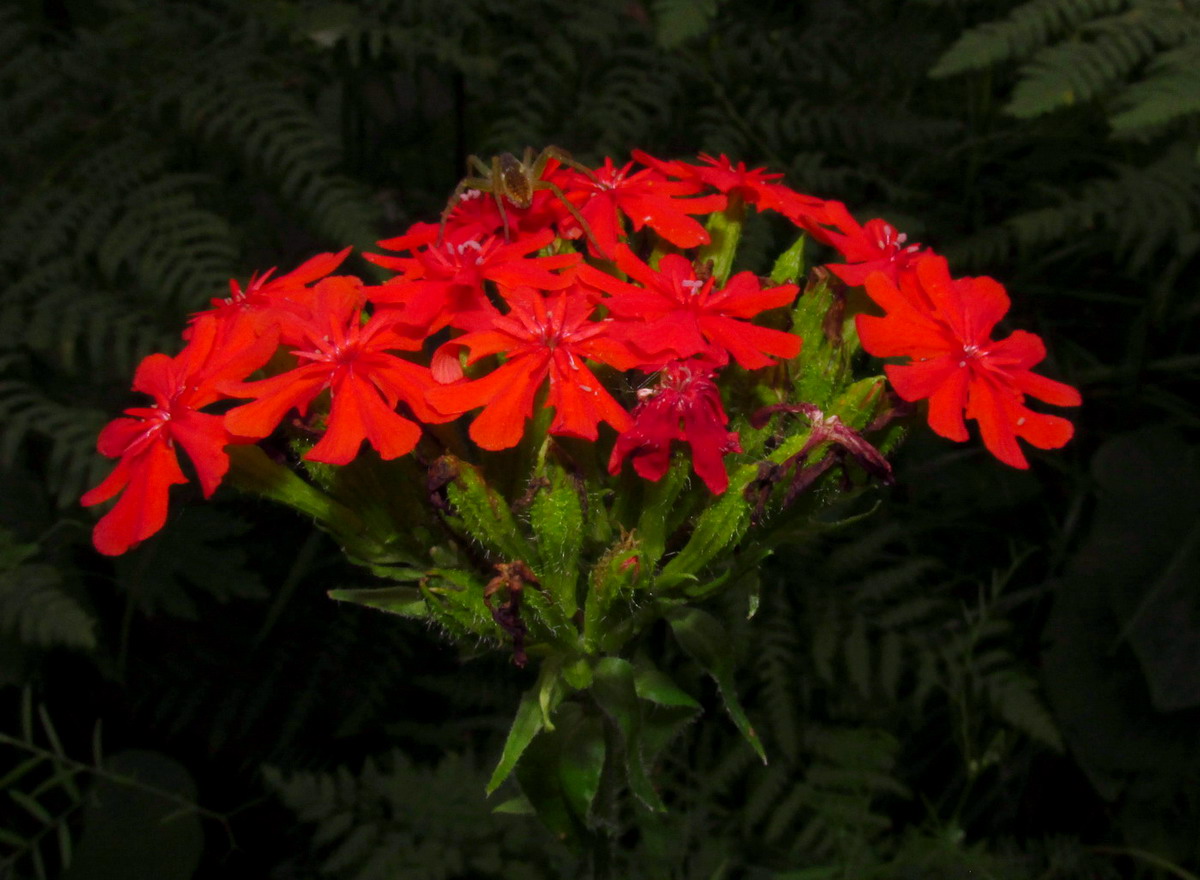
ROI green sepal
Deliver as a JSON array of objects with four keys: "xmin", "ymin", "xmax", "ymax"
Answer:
[
  {"xmin": 634, "ymin": 456, "xmax": 694, "ymax": 574},
  {"xmin": 327, "ymin": 585, "xmax": 428, "ymax": 619},
  {"xmin": 770, "ymin": 234, "xmax": 807, "ymax": 285},
  {"xmin": 790, "ymin": 273, "xmax": 854, "ymax": 408},
  {"xmin": 420, "ymin": 568, "xmax": 494, "ymax": 638},
  {"xmin": 697, "ymin": 193, "xmax": 747, "ymax": 285},
  {"xmin": 655, "ymin": 475, "xmax": 752, "ymax": 590},
  {"xmin": 487, "ymin": 661, "xmax": 566, "ymax": 794},
  {"xmin": 528, "ymin": 463, "xmax": 584, "ymax": 618},
  {"xmin": 445, "ymin": 457, "xmax": 537, "ymax": 563},
  {"xmin": 829, "ymin": 375, "xmax": 888, "ymax": 431},
  {"xmin": 584, "ymin": 533, "xmax": 642, "ymax": 652},
  {"xmin": 592, "ymin": 656, "xmax": 666, "ymax": 812},
  {"xmin": 666, "ymin": 606, "xmax": 767, "ymax": 763}
]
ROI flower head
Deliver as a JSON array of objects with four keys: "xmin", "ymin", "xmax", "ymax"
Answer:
[
  {"xmin": 81, "ymin": 315, "xmax": 277, "ymax": 555},
  {"xmin": 856, "ymin": 255, "xmax": 1081, "ymax": 468},
  {"xmin": 609, "ymin": 357, "xmax": 742, "ymax": 494}
]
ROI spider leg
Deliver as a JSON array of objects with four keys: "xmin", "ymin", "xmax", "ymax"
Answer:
[
  {"xmin": 531, "ymin": 178, "xmax": 606, "ymax": 257},
  {"xmin": 466, "ymin": 154, "xmax": 493, "ymax": 177},
  {"xmin": 490, "ymin": 154, "xmax": 515, "ymax": 241},
  {"xmin": 439, "ymin": 174, "xmax": 493, "ymax": 244},
  {"xmin": 542, "ymin": 145, "xmax": 599, "ymax": 184}
]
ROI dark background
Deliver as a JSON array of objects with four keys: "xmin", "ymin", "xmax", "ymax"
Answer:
[{"xmin": 1, "ymin": 0, "xmax": 1197, "ymax": 877}]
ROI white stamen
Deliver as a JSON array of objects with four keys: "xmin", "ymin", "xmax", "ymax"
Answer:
[
  {"xmin": 457, "ymin": 239, "xmax": 484, "ymax": 255},
  {"xmin": 1017, "ymin": 417, "xmax": 1027, "ymax": 426},
  {"xmin": 681, "ymin": 279, "xmax": 703, "ymax": 293}
]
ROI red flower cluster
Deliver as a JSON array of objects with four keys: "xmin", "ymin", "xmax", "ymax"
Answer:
[{"xmin": 84, "ymin": 150, "xmax": 1079, "ymax": 554}]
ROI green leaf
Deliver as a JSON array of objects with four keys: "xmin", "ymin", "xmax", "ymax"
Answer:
[
  {"xmin": 327, "ymin": 586, "xmax": 428, "ymax": 619},
  {"xmin": 10, "ymin": 789, "xmax": 52, "ymax": 823},
  {"xmin": 592, "ymin": 657, "xmax": 666, "ymax": 812},
  {"xmin": 770, "ymin": 234, "xmax": 807, "ymax": 285},
  {"xmin": 558, "ymin": 710, "xmax": 606, "ymax": 822},
  {"xmin": 666, "ymin": 606, "xmax": 766, "ymax": 763},
  {"xmin": 634, "ymin": 457, "xmax": 693, "ymax": 573},
  {"xmin": 490, "ymin": 795, "xmax": 535, "ymax": 815},
  {"xmin": 633, "ymin": 659, "xmax": 701, "ymax": 710},
  {"xmin": 486, "ymin": 687, "xmax": 547, "ymax": 795}
]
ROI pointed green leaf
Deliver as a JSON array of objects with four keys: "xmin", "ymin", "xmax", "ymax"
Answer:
[
  {"xmin": 634, "ymin": 457, "xmax": 693, "ymax": 572},
  {"xmin": 558, "ymin": 710, "xmax": 606, "ymax": 822},
  {"xmin": 633, "ymin": 660, "xmax": 701, "ymax": 710},
  {"xmin": 770, "ymin": 234, "xmax": 807, "ymax": 285},
  {"xmin": 327, "ymin": 586, "xmax": 428, "ymax": 619},
  {"xmin": 0, "ymin": 827, "xmax": 27, "ymax": 847},
  {"xmin": 0, "ymin": 755, "xmax": 43, "ymax": 791},
  {"xmin": 592, "ymin": 657, "xmax": 666, "ymax": 812},
  {"xmin": 666, "ymin": 606, "xmax": 767, "ymax": 763},
  {"xmin": 487, "ymin": 687, "xmax": 546, "ymax": 795},
  {"xmin": 491, "ymin": 795, "xmax": 535, "ymax": 815},
  {"xmin": 10, "ymin": 789, "xmax": 52, "ymax": 823}
]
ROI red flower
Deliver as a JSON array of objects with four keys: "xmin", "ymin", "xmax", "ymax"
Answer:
[
  {"xmin": 823, "ymin": 215, "xmax": 927, "ymax": 286},
  {"xmin": 634, "ymin": 151, "xmax": 787, "ymax": 206},
  {"xmin": 222, "ymin": 276, "xmax": 446, "ymax": 465},
  {"xmin": 81, "ymin": 315, "xmax": 277, "ymax": 555},
  {"xmin": 578, "ymin": 245, "xmax": 801, "ymax": 369},
  {"xmin": 856, "ymin": 255, "xmax": 1081, "ymax": 468},
  {"xmin": 557, "ymin": 157, "xmax": 726, "ymax": 257},
  {"xmin": 426, "ymin": 287, "xmax": 636, "ymax": 450},
  {"xmin": 191, "ymin": 247, "xmax": 352, "ymax": 336},
  {"xmin": 367, "ymin": 229, "xmax": 580, "ymax": 332},
  {"xmin": 609, "ymin": 357, "xmax": 741, "ymax": 494}
]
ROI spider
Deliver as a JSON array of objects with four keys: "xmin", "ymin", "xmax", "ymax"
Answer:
[{"xmin": 439, "ymin": 146, "xmax": 603, "ymax": 253}]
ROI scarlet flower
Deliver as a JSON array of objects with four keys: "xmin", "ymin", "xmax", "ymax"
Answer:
[
  {"xmin": 609, "ymin": 357, "xmax": 741, "ymax": 494},
  {"xmin": 366, "ymin": 229, "xmax": 580, "ymax": 332},
  {"xmin": 191, "ymin": 247, "xmax": 352, "ymax": 337},
  {"xmin": 634, "ymin": 151, "xmax": 784, "ymax": 206},
  {"xmin": 856, "ymin": 255, "xmax": 1081, "ymax": 468},
  {"xmin": 426, "ymin": 287, "xmax": 636, "ymax": 450},
  {"xmin": 557, "ymin": 156, "xmax": 726, "ymax": 257},
  {"xmin": 81, "ymin": 315, "xmax": 277, "ymax": 555},
  {"xmin": 222, "ymin": 276, "xmax": 446, "ymax": 465},
  {"xmin": 823, "ymin": 214, "xmax": 927, "ymax": 286},
  {"xmin": 578, "ymin": 245, "xmax": 801, "ymax": 369}
]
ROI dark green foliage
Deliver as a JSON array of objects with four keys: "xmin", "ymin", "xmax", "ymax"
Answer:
[{"xmin": 0, "ymin": 0, "xmax": 1196, "ymax": 876}]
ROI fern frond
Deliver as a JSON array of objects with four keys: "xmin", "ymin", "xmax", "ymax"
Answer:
[
  {"xmin": 1006, "ymin": 143, "xmax": 1200, "ymax": 270},
  {"xmin": 0, "ymin": 380, "xmax": 109, "ymax": 508},
  {"xmin": 931, "ymin": 0, "xmax": 1127, "ymax": 76},
  {"xmin": 1109, "ymin": 40, "xmax": 1200, "ymax": 133},
  {"xmin": 0, "ymin": 531, "xmax": 95, "ymax": 650},
  {"xmin": 176, "ymin": 79, "xmax": 379, "ymax": 248}
]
